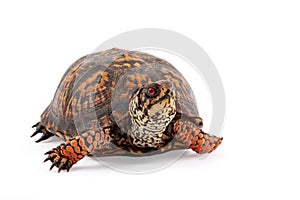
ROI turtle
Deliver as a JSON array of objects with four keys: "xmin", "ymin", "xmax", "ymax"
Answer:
[{"xmin": 31, "ymin": 48, "xmax": 223, "ymax": 172}]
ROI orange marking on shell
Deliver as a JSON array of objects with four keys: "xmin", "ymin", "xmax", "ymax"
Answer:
[
  {"xmin": 113, "ymin": 64, "xmax": 122, "ymax": 68},
  {"xmin": 171, "ymin": 70, "xmax": 184, "ymax": 80},
  {"xmin": 165, "ymin": 75, "xmax": 181, "ymax": 88},
  {"xmin": 125, "ymin": 81, "xmax": 136, "ymax": 89},
  {"xmin": 124, "ymin": 54, "xmax": 131, "ymax": 62},
  {"xmin": 123, "ymin": 63, "xmax": 131, "ymax": 68},
  {"xmin": 134, "ymin": 62, "xmax": 141, "ymax": 67},
  {"xmin": 136, "ymin": 75, "xmax": 147, "ymax": 87}
]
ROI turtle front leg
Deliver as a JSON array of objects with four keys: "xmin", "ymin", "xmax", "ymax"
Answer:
[
  {"xmin": 173, "ymin": 118, "xmax": 223, "ymax": 154},
  {"xmin": 44, "ymin": 136, "xmax": 88, "ymax": 172}
]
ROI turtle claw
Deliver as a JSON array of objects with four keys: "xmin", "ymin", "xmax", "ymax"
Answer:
[
  {"xmin": 50, "ymin": 161, "xmax": 57, "ymax": 171},
  {"xmin": 35, "ymin": 132, "xmax": 54, "ymax": 143},
  {"xmin": 58, "ymin": 158, "xmax": 71, "ymax": 173},
  {"xmin": 31, "ymin": 122, "xmax": 54, "ymax": 142},
  {"xmin": 32, "ymin": 122, "xmax": 39, "ymax": 128},
  {"xmin": 44, "ymin": 148, "xmax": 74, "ymax": 172},
  {"xmin": 43, "ymin": 157, "xmax": 52, "ymax": 163},
  {"xmin": 44, "ymin": 150, "xmax": 53, "ymax": 155},
  {"xmin": 31, "ymin": 130, "xmax": 40, "ymax": 138}
]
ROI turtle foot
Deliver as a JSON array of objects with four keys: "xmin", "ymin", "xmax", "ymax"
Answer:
[
  {"xmin": 44, "ymin": 148, "xmax": 73, "ymax": 172},
  {"xmin": 31, "ymin": 122, "xmax": 54, "ymax": 143},
  {"xmin": 44, "ymin": 136, "xmax": 87, "ymax": 172}
]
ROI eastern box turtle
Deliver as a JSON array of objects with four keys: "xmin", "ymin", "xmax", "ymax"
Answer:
[{"xmin": 32, "ymin": 48, "xmax": 222, "ymax": 172}]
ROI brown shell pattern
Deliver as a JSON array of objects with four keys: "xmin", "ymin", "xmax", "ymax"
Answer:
[{"xmin": 41, "ymin": 48, "xmax": 198, "ymax": 137}]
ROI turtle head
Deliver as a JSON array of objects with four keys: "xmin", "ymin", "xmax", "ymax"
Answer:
[{"xmin": 129, "ymin": 80, "xmax": 176, "ymax": 131}]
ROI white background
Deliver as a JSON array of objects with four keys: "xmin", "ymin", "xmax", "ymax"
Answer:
[{"xmin": 0, "ymin": 0, "xmax": 299, "ymax": 200}]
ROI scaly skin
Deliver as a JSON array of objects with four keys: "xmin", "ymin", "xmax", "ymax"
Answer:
[
  {"xmin": 173, "ymin": 119, "xmax": 222, "ymax": 154},
  {"xmin": 44, "ymin": 136, "xmax": 87, "ymax": 172},
  {"xmin": 35, "ymin": 117, "xmax": 222, "ymax": 172}
]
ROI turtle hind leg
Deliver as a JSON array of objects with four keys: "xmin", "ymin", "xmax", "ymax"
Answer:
[{"xmin": 31, "ymin": 122, "xmax": 54, "ymax": 143}]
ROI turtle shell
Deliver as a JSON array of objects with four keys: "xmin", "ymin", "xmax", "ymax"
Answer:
[{"xmin": 40, "ymin": 48, "xmax": 199, "ymax": 139}]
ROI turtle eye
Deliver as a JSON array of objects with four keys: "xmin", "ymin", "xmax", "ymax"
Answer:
[{"xmin": 146, "ymin": 87, "xmax": 158, "ymax": 98}]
